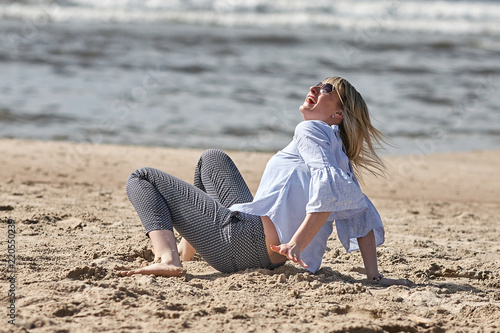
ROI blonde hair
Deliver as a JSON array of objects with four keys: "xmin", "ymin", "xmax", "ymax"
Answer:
[{"xmin": 323, "ymin": 76, "xmax": 387, "ymax": 181}]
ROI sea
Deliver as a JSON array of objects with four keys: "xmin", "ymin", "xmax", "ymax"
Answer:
[{"xmin": 1, "ymin": 0, "xmax": 499, "ymax": 155}]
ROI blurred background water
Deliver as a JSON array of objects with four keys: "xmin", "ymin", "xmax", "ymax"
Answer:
[{"xmin": 1, "ymin": 0, "xmax": 499, "ymax": 154}]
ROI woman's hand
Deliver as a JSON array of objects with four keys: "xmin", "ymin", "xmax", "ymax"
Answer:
[
  {"xmin": 377, "ymin": 277, "xmax": 414, "ymax": 287},
  {"xmin": 270, "ymin": 243, "xmax": 308, "ymax": 269},
  {"xmin": 269, "ymin": 212, "xmax": 330, "ymax": 270}
]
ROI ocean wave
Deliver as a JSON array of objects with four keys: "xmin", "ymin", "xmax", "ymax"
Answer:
[
  {"xmin": 0, "ymin": 108, "xmax": 78, "ymax": 124},
  {"xmin": 1, "ymin": 1, "xmax": 500, "ymax": 35}
]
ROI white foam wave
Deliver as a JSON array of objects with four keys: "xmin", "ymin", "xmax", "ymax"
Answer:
[{"xmin": 1, "ymin": 0, "xmax": 500, "ymax": 35}]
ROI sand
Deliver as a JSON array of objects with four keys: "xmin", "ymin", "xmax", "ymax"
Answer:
[{"xmin": 1, "ymin": 138, "xmax": 499, "ymax": 332}]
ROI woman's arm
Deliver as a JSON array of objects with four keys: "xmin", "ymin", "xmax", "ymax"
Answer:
[
  {"xmin": 357, "ymin": 230, "xmax": 379, "ymax": 279},
  {"xmin": 358, "ymin": 231, "xmax": 414, "ymax": 286},
  {"xmin": 270, "ymin": 211, "xmax": 331, "ymax": 268}
]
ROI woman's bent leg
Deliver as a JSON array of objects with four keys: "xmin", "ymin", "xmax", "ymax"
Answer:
[
  {"xmin": 194, "ymin": 149, "xmax": 253, "ymax": 206},
  {"xmin": 125, "ymin": 167, "xmax": 237, "ymax": 273},
  {"xmin": 181, "ymin": 149, "xmax": 253, "ymax": 261}
]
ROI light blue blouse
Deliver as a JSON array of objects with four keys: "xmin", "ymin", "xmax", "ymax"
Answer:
[{"xmin": 230, "ymin": 120, "xmax": 385, "ymax": 273}]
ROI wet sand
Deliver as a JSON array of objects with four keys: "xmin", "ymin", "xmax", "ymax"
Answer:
[{"xmin": 1, "ymin": 138, "xmax": 499, "ymax": 332}]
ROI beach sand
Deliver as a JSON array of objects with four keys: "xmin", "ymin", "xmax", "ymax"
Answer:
[{"xmin": 1, "ymin": 138, "xmax": 499, "ymax": 332}]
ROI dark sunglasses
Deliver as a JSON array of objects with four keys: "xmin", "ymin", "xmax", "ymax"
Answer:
[{"xmin": 314, "ymin": 82, "xmax": 345, "ymax": 107}]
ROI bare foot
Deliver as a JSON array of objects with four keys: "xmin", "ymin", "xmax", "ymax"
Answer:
[
  {"xmin": 178, "ymin": 237, "xmax": 196, "ymax": 262},
  {"xmin": 117, "ymin": 262, "xmax": 185, "ymax": 277}
]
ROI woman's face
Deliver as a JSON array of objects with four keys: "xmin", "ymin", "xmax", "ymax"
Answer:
[{"xmin": 299, "ymin": 82, "xmax": 344, "ymax": 126}]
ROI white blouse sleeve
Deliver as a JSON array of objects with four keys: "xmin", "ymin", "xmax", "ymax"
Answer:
[{"xmin": 294, "ymin": 121, "xmax": 368, "ymax": 219}]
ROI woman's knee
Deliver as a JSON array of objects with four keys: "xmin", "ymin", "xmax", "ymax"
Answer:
[
  {"xmin": 200, "ymin": 149, "xmax": 231, "ymax": 166},
  {"xmin": 126, "ymin": 167, "xmax": 156, "ymax": 190},
  {"xmin": 128, "ymin": 166, "xmax": 154, "ymax": 179},
  {"xmin": 201, "ymin": 148, "xmax": 227, "ymax": 159}
]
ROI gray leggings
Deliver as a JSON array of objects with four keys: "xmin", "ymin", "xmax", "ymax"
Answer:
[{"xmin": 126, "ymin": 149, "xmax": 282, "ymax": 273}]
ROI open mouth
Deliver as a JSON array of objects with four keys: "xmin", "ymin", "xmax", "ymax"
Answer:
[{"xmin": 306, "ymin": 95, "xmax": 316, "ymax": 104}]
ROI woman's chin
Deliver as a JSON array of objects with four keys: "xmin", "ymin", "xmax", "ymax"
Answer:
[{"xmin": 298, "ymin": 107, "xmax": 308, "ymax": 120}]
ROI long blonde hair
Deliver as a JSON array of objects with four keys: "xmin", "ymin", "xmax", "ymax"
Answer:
[{"xmin": 323, "ymin": 76, "xmax": 387, "ymax": 181}]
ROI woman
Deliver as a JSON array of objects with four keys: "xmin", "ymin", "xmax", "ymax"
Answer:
[{"xmin": 118, "ymin": 76, "xmax": 411, "ymax": 286}]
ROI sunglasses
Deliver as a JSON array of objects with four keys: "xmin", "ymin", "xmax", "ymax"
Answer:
[{"xmin": 314, "ymin": 82, "xmax": 345, "ymax": 107}]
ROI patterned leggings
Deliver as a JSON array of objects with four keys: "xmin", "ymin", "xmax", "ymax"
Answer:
[{"xmin": 126, "ymin": 149, "xmax": 280, "ymax": 273}]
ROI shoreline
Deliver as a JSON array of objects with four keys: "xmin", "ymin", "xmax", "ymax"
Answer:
[
  {"xmin": 1, "ymin": 138, "xmax": 499, "ymax": 203},
  {"xmin": 1, "ymin": 138, "xmax": 499, "ymax": 332}
]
